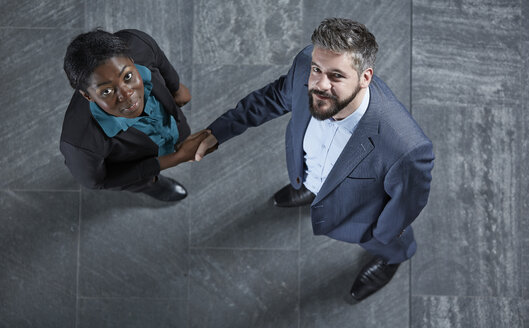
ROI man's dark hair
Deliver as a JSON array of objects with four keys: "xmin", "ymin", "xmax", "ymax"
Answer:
[
  {"xmin": 63, "ymin": 29, "xmax": 130, "ymax": 91},
  {"xmin": 311, "ymin": 18, "xmax": 378, "ymax": 73}
]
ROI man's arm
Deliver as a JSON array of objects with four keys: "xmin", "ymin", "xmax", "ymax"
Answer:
[
  {"xmin": 194, "ymin": 73, "xmax": 293, "ymax": 161},
  {"xmin": 194, "ymin": 47, "xmax": 312, "ymax": 160},
  {"xmin": 372, "ymin": 142, "xmax": 435, "ymax": 245}
]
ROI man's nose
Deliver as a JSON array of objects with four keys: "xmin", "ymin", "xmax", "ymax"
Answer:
[
  {"xmin": 117, "ymin": 85, "xmax": 133, "ymax": 102},
  {"xmin": 315, "ymin": 75, "xmax": 331, "ymax": 91}
]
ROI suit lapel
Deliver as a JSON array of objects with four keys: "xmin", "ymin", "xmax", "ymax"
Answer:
[
  {"xmin": 312, "ymin": 104, "xmax": 380, "ymax": 205},
  {"xmin": 295, "ymin": 84, "xmax": 312, "ymax": 134}
]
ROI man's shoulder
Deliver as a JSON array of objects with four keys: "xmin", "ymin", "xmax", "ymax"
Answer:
[
  {"xmin": 368, "ymin": 77, "xmax": 432, "ymax": 151},
  {"xmin": 294, "ymin": 45, "xmax": 313, "ymax": 65},
  {"xmin": 286, "ymin": 45, "xmax": 313, "ymax": 84}
]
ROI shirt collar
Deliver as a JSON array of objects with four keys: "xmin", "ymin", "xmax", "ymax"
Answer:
[
  {"xmin": 328, "ymin": 87, "xmax": 370, "ymax": 133},
  {"xmin": 89, "ymin": 64, "xmax": 153, "ymax": 137}
]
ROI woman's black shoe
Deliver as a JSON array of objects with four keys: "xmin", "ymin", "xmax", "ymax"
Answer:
[{"xmin": 141, "ymin": 175, "xmax": 187, "ymax": 201}]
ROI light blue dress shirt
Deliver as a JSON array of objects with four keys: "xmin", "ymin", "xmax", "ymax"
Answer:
[
  {"xmin": 303, "ymin": 88, "xmax": 370, "ymax": 194},
  {"xmin": 89, "ymin": 64, "xmax": 179, "ymax": 156}
]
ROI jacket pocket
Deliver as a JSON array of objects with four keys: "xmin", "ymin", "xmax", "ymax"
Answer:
[{"xmin": 346, "ymin": 176, "xmax": 376, "ymax": 181}]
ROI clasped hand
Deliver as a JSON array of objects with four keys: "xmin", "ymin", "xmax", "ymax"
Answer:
[
  {"xmin": 158, "ymin": 130, "xmax": 217, "ymax": 170},
  {"xmin": 173, "ymin": 129, "xmax": 218, "ymax": 163}
]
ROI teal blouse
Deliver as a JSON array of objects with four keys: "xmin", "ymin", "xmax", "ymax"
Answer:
[{"xmin": 89, "ymin": 64, "xmax": 179, "ymax": 156}]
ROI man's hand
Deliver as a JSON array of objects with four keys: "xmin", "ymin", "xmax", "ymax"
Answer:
[
  {"xmin": 158, "ymin": 130, "xmax": 210, "ymax": 170},
  {"xmin": 195, "ymin": 132, "xmax": 219, "ymax": 161},
  {"xmin": 176, "ymin": 130, "xmax": 211, "ymax": 162},
  {"xmin": 173, "ymin": 83, "xmax": 191, "ymax": 107}
]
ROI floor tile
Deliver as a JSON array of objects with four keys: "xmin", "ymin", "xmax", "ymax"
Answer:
[
  {"xmin": 79, "ymin": 189, "xmax": 189, "ymax": 298},
  {"xmin": 188, "ymin": 64, "xmax": 297, "ymax": 248},
  {"xmin": 0, "ymin": 28, "xmax": 82, "ymax": 190},
  {"xmin": 85, "ymin": 0, "xmax": 193, "ymax": 67},
  {"xmin": 411, "ymin": 296, "xmax": 526, "ymax": 328},
  {"xmin": 299, "ymin": 207, "xmax": 410, "ymax": 328},
  {"xmin": 0, "ymin": 191, "xmax": 78, "ymax": 328},
  {"xmin": 78, "ymin": 298, "xmax": 186, "ymax": 328},
  {"xmin": 411, "ymin": 0, "xmax": 522, "ymax": 298},
  {"xmin": 193, "ymin": 0, "xmax": 302, "ymax": 65},
  {"xmin": 0, "ymin": 0, "xmax": 84, "ymax": 28},
  {"xmin": 188, "ymin": 249, "xmax": 298, "ymax": 328}
]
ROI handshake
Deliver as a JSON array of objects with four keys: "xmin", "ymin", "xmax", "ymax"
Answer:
[{"xmin": 161, "ymin": 129, "xmax": 219, "ymax": 169}]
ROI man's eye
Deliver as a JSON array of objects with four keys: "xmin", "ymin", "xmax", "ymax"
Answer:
[
  {"xmin": 124, "ymin": 72, "xmax": 133, "ymax": 81},
  {"xmin": 333, "ymin": 73, "xmax": 343, "ymax": 79},
  {"xmin": 312, "ymin": 67, "xmax": 320, "ymax": 73}
]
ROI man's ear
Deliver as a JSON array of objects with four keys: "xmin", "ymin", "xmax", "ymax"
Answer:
[
  {"xmin": 79, "ymin": 90, "xmax": 92, "ymax": 102},
  {"xmin": 360, "ymin": 68, "xmax": 373, "ymax": 88}
]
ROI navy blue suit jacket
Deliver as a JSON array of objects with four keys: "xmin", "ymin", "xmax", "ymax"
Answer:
[{"xmin": 208, "ymin": 45, "xmax": 434, "ymax": 245}]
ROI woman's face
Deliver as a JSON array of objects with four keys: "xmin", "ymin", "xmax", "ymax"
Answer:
[{"xmin": 80, "ymin": 56, "xmax": 145, "ymax": 118}]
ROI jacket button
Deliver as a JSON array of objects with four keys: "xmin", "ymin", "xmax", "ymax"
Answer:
[{"xmin": 296, "ymin": 177, "xmax": 300, "ymax": 184}]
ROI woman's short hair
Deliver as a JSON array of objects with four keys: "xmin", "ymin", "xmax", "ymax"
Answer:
[{"xmin": 63, "ymin": 29, "xmax": 130, "ymax": 91}]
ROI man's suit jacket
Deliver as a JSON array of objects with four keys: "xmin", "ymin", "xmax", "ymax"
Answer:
[
  {"xmin": 60, "ymin": 29, "xmax": 190, "ymax": 191},
  {"xmin": 208, "ymin": 45, "xmax": 434, "ymax": 245}
]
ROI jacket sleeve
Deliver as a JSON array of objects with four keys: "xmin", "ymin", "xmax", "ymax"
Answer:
[
  {"xmin": 206, "ymin": 51, "xmax": 304, "ymax": 144},
  {"xmin": 60, "ymin": 140, "xmax": 160, "ymax": 190},
  {"xmin": 372, "ymin": 141, "xmax": 435, "ymax": 244}
]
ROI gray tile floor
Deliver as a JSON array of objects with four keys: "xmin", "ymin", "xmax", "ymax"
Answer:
[{"xmin": 1, "ymin": 0, "xmax": 527, "ymax": 327}]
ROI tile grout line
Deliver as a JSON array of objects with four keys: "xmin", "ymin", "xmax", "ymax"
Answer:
[
  {"xmin": 410, "ymin": 294, "xmax": 527, "ymax": 300},
  {"xmin": 409, "ymin": 0, "xmax": 414, "ymax": 118},
  {"xmin": 75, "ymin": 189, "xmax": 82, "ymax": 328},
  {"xmin": 409, "ymin": 1, "xmax": 414, "ymax": 327},
  {"xmin": 518, "ymin": 0, "xmax": 525, "ymax": 302},
  {"xmin": 188, "ymin": 246, "xmax": 299, "ymax": 251},
  {"xmin": 78, "ymin": 296, "xmax": 189, "ymax": 300},
  {"xmin": 300, "ymin": 1, "xmax": 303, "ymax": 326},
  {"xmin": 187, "ymin": 207, "xmax": 191, "ymax": 328},
  {"xmin": 0, "ymin": 26, "xmax": 85, "ymax": 30},
  {"xmin": 409, "ymin": 258, "xmax": 413, "ymax": 327},
  {"xmin": 74, "ymin": 294, "xmax": 527, "ymax": 301},
  {"xmin": 7, "ymin": 189, "xmax": 80, "ymax": 193},
  {"xmin": 187, "ymin": 3, "xmax": 194, "ymax": 326},
  {"xmin": 298, "ymin": 206, "xmax": 301, "ymax": 328}
]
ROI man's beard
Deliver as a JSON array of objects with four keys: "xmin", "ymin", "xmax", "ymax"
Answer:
[{"xmin": 308, "ymin": 85, "xmax": 361, "ymax": 120}]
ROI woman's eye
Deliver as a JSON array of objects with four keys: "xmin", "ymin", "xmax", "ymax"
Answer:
[
  {"xmin": 101, "ymin": 88, "xmax": 113, "ymax": 96},
  {"xmin": 124, "ymin": 72, "xmax": 133, "ymax": 81},
  {"xmin": 312, "ymin": 67, "xmax": 320, "ymax": 73}
]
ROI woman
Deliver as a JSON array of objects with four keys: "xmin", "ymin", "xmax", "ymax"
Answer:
[{"xmin": 60, "ymin": 29, "xmax": 210, "ymax": 201}]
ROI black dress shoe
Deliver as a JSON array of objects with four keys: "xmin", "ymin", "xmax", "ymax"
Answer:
[
  {"xmin": 273, "ymin": 183, "xmax": 315, "ymax": 207},
  {"xmin": 141, "ymin": 175, "xmax": 187, "ymax": 202},
  {"xmin": 350, "ymin": 257, "xmax": 400, "ymax": 302}
]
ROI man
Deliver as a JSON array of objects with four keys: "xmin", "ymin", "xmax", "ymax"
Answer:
[
  {"xmin": 61, "ymin": 29, "xmax": 208, "ymax": 201},
  {"xmin": 196, "ymin": 18, "xmax": 434, "ymax": 301}
]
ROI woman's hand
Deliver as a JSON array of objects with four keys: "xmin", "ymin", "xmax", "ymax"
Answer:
[{"xmin": 158, "ymin": 130, "xmax": 210, "ymax": 170}]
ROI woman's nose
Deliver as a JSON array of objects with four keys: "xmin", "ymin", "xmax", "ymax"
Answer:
[{"xmin": 117, "ymin": 85, "xmax": 133, "ymax": 102}]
